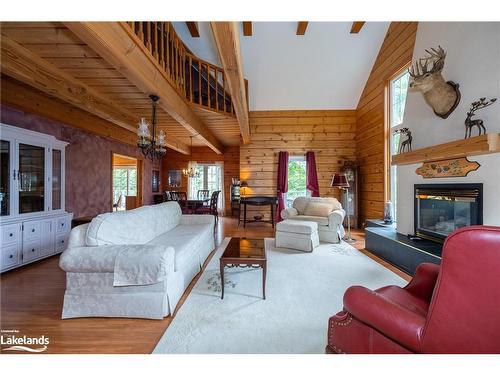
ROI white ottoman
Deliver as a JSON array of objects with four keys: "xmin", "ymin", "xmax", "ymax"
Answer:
[{"xmin": 275, "ymin": 220, "xmax": 320, "ymax": 252}]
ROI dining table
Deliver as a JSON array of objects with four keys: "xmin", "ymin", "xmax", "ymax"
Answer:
[{"xmin": 183, "ymin": 198, "xmax": 210, "ymax": 213}]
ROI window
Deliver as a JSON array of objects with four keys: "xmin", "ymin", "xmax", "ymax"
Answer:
[
  {"xmin": 388, "ymin": 69, "xmax": 410, "ymax": 221},
  {"xmin": 287, "ymin": 156, "xmax": 307, "ymax": 207},
  {"xmin": 112, "ymin": 154, "xmax": 138, "ymax": 211},
  {"xmin": 187, "ymin": 163, "xmax": 224, "ymax": 211}
]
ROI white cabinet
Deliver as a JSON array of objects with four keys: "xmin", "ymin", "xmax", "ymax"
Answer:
[
  {"xmin": 1, "ymin": 208, "xmax": 72, "ymax": 272},
  {"xmin": 1, "ymin": 123, "xmax": 73, "ymax": 272},
  {"xmin": 2, "ymin": 223, "xmax": 20, "ymax": 245},
  {"xmin": 1, "ymin": 243, "xmax": 21, "ymax": 269},
  {"xmin": 40, "ymin": 219, "xmax": 55, "ymax": 257}
]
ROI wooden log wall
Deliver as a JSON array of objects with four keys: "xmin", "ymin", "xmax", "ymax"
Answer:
[
  {"xmin": 240, "ymin": 110, "xmax": 357, "ymax": 220},
  {"xmin": 161, "ymin": 146, "xmax": 239, "ymax": 215},
  {"xmin": 355, "ymin": 22, "xmax": 418, "ymax": 225}
]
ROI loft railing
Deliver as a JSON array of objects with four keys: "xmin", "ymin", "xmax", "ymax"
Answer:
[{"xmin": 126, "ymin": 21, "xmax": 235, "ymax": 116}]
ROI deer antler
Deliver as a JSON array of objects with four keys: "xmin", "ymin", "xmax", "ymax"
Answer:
[
  {"xmin": 469, "ymin": 97, "xmax": 497, "ymax": 114},
  {"xmin": 408, "ymin": 46, "xmax": 446, "ymax": 78}
]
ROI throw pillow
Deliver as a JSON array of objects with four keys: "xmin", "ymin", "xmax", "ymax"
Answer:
[{"xmin": 303, "ymin": 202, "xmax": 333, "ymax": 217}]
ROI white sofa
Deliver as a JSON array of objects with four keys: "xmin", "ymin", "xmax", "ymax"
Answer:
[
  {"xmin": 280, "ymin": 197, "xmax": 345, "ymax": 243},
  {"xmin": 59, "ymin": 202, "xmax": 215, "ymax": 320}
]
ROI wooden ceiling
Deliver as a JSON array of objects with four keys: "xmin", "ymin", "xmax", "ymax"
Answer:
[{"xmin": 0, "ymin": 22, "xmax": 241, "ymax": 152}]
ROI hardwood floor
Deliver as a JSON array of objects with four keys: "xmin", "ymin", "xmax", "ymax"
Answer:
[{"xmin": 0, "ymin": 217, "xmax": 410, "ymax": 354}]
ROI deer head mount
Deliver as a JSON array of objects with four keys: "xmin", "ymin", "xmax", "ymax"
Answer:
[
  {"xmin": 408, "ymin": 46, "xmax": 461, "ymax": 119},
  {"xmin": 464, "ymin": 97, "xmax": 497, "ymax": 138}
]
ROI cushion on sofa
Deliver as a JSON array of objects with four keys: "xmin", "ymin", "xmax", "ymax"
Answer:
[
  {"xmin": 59, "ymin": 244, "xmax": 175, "ymax": 274},
  {"xmin": 86, "ymin": 202, "xmax": 182, "ymax": 246},
  {"xmin": 293, "ymin": 196, "xmax": 341, "ymax": 215},
  {"xmin": 289, "ymin": 215, "xmax": 329, "ymax": 226},
  {"xmin": 303, "ymin": 202, "xmax": 334, "ymax": 217},
  {"xmin": 147, "ymin": 223, "xmax": 213, "ymax": 271}
]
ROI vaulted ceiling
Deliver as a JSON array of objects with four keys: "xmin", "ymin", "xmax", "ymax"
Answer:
[
  {"xmin": 1, "ymin": 21, "xmax": 389, "ymax": 154},
  {"xmin": 173, "ymin": 22, "xmax": 389, "ymax": 110}
]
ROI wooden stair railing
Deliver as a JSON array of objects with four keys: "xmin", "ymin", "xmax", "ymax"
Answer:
[{"xmin": 127, "ymin": 22, "xmax": 236, "ymax": 116}]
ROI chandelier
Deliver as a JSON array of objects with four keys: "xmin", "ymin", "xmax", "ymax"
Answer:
[
  {"xmin": 137, "ymin": 94, "xmax": 166, "ymax": 160},
  {"xmin": 182, "ymin": 136, "xmax": 200, "ymax": 178}
]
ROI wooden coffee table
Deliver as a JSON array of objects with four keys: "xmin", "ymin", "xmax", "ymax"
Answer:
[{"xmin": 219, "ymin": 238, "xmax": 267, "ymax": 300}]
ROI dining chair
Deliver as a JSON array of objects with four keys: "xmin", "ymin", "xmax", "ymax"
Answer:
[
  {"xmin": 112, "ymin": 194, "xmax": 123, "ymax": 211},
  {"xmin": 175, "ymin": 192, "xmax": 190, "ymax": 214},
  {"xmin": 198, "ymin": 189, "xmax": 210, "ymax": 208},
  {"xmin": 195, "ymin": 190, "xmax": 221, "ymax": 228},
  {"xmin": 197, "ymin": 189, "xmax": 210, "ymax": 200}
]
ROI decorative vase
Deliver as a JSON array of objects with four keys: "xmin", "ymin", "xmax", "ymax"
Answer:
[{"xmin": 384, "ymin": 201, "xmax": 394, "ymax": 224}]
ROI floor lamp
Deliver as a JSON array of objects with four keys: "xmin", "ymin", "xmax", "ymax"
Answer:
[{"xmin": 331, "ymin": 173, "xmax": 356, "ymax": 244}]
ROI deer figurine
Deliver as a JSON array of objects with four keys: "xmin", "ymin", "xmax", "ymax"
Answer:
[
  {"xmin": 464, "ymin": 97, "xmax": 497, "ymax": 138},
  {"xmin": 408, "ymin": 46, "xmax": 461, "ymax": 119},
  {"xmin": 395, "ymin": 128, "xmax": 413, "ymax": 153}
]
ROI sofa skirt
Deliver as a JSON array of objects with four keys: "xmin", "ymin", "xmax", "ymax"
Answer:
[
  {"xmin": 319, "ymin": 226, "xmax": 342, "ymax": 243},
  {"xmin": 62, "ymin": 271, "xmax": 183, "ymax": 320}
]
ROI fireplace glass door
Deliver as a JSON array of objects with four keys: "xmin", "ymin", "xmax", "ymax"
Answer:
[{"xmin": 415, "ymin": 184, "xmax": 482, "ymax": 243}]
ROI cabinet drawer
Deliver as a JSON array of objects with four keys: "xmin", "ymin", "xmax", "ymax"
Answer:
[
  {"xmin": 40, "ymin": 241, "xmax": 55, "ymax": 257},
  {"xmin": 55, "ymin": 234, "xmax": 69, "ymax": 253},
  {"xmin": 1, "ymin": 244, "xmax": 21, "ymax": 270},
  {"xmin": 22, "ymin": 240, "xmax": 42, "ymax": 262},
  {"xmin": 2, "ymin": 224, "xmax": 20, "ymax": 245},
  {"xmin": 23, "ymin": 221, "xmax": 42, "ymax": 242},
  {"xmin": 56, "ymin": 217, "xmax": 71, "ymax": 234}
]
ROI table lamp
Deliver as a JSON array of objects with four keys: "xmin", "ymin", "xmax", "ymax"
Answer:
[
  {"xmin": 331, "ymin": 173, "xmax": 356, "ymax": 244},
  {"xmin": 240, "ymin": 181, "xmax": 248, "ymax": 196}
]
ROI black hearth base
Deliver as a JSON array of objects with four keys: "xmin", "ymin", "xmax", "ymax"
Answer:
[{"xmin": 365, "ymin": 225, "xmax": 442, "ymax": 276}]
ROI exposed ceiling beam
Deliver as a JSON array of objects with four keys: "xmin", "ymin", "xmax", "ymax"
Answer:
[
  {"xmin": 296, "ymin": 22, "xmax": 308, "ymax": 35},
  {"xmin": 65, "ymin": 22, "xmax": 224, "ymax": 154},
  {"xmin": 210, "ymin": 22, "xmax": 250, "ymax": 144},
  {"xmin": 1, "ymin": 76, "xmax": 137, "ymax": 147},
  {"xmin": 0, "ymin": 34, "xmax": 190, "ymax": 155},
  {"xmin": 185, "ymin": 22, "xmax": 200, "ymax": 37},
  {"xmin": 350, "ymin": 22, "xmax": 366, "ymax": 34},
  {"xmin": 242, "ymin": 22, "xmax": 252, "ymax": 36}
]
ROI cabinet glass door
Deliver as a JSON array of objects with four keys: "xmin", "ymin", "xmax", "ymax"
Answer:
[
  {"xmin": 52, "ymin": 149, "xmax": 62, "ymax": 210},
  {"xmin": 1, "ymin": 140, "xmax": 10, "ymax": 216},
  {"xmin": 18, "ymin": 143, "xmax": 45, "ymax": 214}
]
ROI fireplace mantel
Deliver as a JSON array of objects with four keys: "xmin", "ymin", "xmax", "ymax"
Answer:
[{"xmin": 391, "ymin": 133, "xmax": 500, "ymax": 166}]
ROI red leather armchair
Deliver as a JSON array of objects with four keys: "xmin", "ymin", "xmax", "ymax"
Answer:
[{"xmin": 326, "ymin": 225, "xmax": 500, "ymax": 354}]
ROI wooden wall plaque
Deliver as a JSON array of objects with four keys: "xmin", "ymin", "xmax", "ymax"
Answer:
[{"xmin": 415, "ymin": 157, "xmax": 480, "ymax": 178}]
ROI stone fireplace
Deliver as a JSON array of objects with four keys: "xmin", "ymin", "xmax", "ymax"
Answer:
[{"xmin": 414, "ymin": 183, "xmax": 483, "ymax": 243}]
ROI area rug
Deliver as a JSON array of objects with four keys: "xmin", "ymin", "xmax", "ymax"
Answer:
[{"xmin": 153, "ymin": 237, "xmax": 407, "ymax": 354}]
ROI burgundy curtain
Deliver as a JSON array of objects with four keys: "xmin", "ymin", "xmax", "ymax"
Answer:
[
  {"xmin": 276, "ymin": 151, "xmax": 289, "ymax": 222},
  {"xmin": 306, "ymin": 151, "xmax": 320, "ymax": 197}
]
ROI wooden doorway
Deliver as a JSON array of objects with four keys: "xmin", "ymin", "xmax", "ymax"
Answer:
[{"xmin": 111, "ymin": 153, "xmax": 143, "ymax": 211}]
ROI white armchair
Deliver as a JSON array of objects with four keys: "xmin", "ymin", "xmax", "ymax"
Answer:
[{"xmin": 281, "ymin": 197, "xmax": 345, "ymax": 243}]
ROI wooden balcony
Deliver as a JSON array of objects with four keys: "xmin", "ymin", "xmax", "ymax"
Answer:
[{"xmin": 126, "ymin": 22, "xmax": 237, "ymax": 117}]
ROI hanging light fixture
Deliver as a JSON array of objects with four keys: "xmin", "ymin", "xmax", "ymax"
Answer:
[
  {"xmin": 137, "ymin": 94, "xmax": 166, "ymax": 160},
  {"xmin": 183, "ymin": 136, "xmax": 200, "ymax": 178}
]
